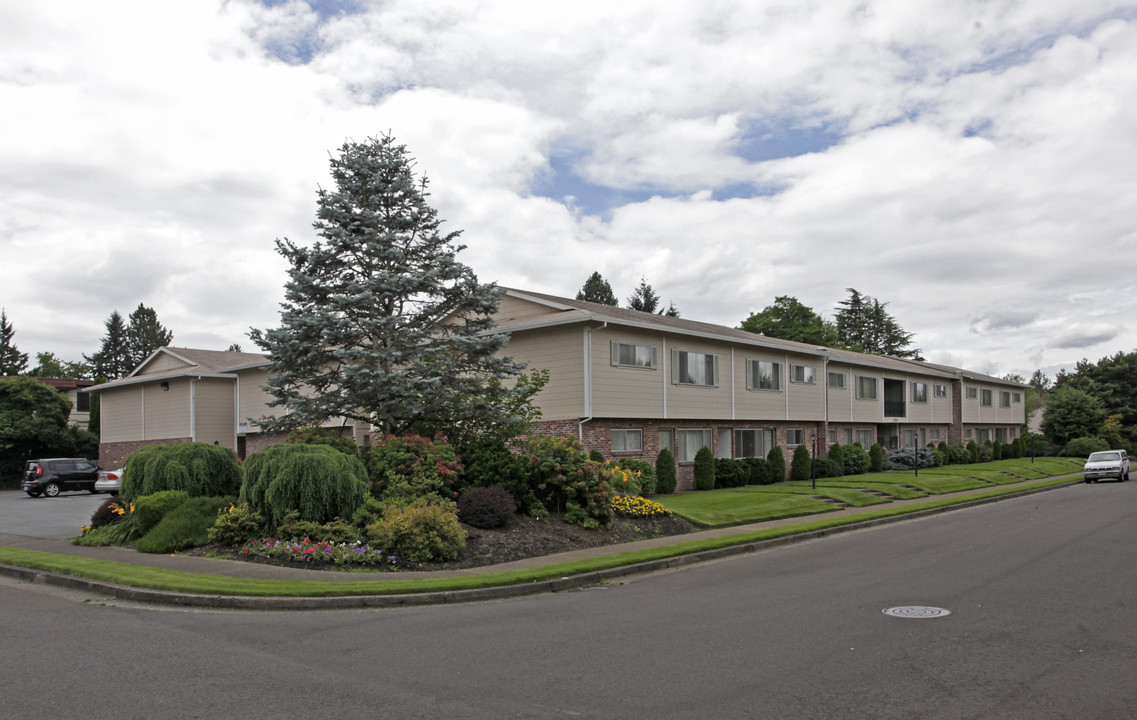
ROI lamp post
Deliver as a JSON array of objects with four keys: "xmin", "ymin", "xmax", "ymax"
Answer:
[{"xmin": 811, "ymin": 432, "xmax": 817, "ymax": 490}]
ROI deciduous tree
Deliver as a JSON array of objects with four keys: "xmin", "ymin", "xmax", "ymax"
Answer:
[
  {"xmin": 250, "ymin": 134, "xmax": 527, "ymax": 438},
  {"xmin": 740, "ymin": 296, "xmax": 839, "ymax": 346}
]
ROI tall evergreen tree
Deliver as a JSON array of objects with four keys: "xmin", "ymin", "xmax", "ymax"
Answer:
[
  {"xmin": 660, "ymin": 301, "xmax": 680, "ymax": 318},
  {"xmin": 740, "ymin": 296, "xmax": 839, "ymax": 346},
  {"xmin": 576, "ymin": 271, "xmax": 618, "ymax": 306},
  {"xmin": 627, "ymin": 277, "xmax": 661, "ymax": 313},
  {"xmin": 85, "ymin": 311, "xmax": 131, "ymax": 380},
  {"xmin": 834, "ymin": 288, "xmax": 921, "ymax": 359},
  {"xmin": 249, "ymin": 134, "xmax": 526, "ymax": 437},
  {"xmin": 0, "ymin": 309, "xmax": 29, "ymax": 375},
  {"xmin": 125, "ymin": 303, "xmax": 173, "ymax": 369}
]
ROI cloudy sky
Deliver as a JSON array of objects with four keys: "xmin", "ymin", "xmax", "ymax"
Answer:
[{"xmin": 3, "ymin": 0, "xmax": 1136, "ymax": 381}]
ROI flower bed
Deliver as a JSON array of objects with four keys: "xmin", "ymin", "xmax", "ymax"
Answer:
[{"xmin": 239, "ymin": 538, "xmax": 398, "ymax": 567}]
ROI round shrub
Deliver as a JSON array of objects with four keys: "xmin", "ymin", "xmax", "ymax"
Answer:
[
  {"xmin": 766, "ymin": 446, "xmax": 787, "ymax": 483},
  {"xmin": 947, "ymin": 444, "xmax": 971, "ymax": 465},
  {"xmin": 812, "ymin": 458, "xmax": 843, "ymax": 479},
  {"xmin": 791, "ymin": 444, "xmax": 812, "ymax": 481},
  {"xmin": 457, "ymin": 486, "xmax": 517, "ymax": 529},
  {"xmin": 90, "ymin": 495, "xmax": 129, "ymax": 530},
  {"xmin": 869, "ymin": 443, "xmax": 884, "ymax": 472},
  {"xmin": 367, "ymin": 434, "xmax": 463, "ymax": 502},
  {"xmin": 693, "ymin": 446, "xmax": 715, "ymax": 490},
  {"xmin": 120, "ymin": 442, "xmax": 242, "ymax": 503},
  {"xmin": 1065, "ymin": 436, "xmax": 1109, "ymax": 458},
  {"xmin": 714, "ymin": 458, "xmax": 749, "ymax": 488},
  {"xmin": 976, "ymin": 444, "xmax": 993, "ymax": 462},
  {"xmin": 284, "ymin": 426, "xmax": 359, "ymax": 456},
  {"xmin": 938, "ymin": 441, "xmax": 950, "ymax": 462},
  {"xmin": 241, "ymin": 443, "xmax": 369, "ymax": 528},
  {"xmin": 617, "ymin": 459, "xmax": 658, "ymax": 495},
  {"xmin": 655, "ymin": 448, "xmax": 677, "ymax": 494},
  {"xmin": 133, "ymin": 490, "xmax": 189, "ymax": 535},
  {"xmin": 208, "ymin": 503, "xmax": 265, "ymax": 546},
  {"xmin": 366, "ymin": 499, "xmax": 466, "ymax": 562},
  {"xmin": 843, "ymin": 444, "xmax": 870, "ymax": 475},
  {"xmin": 742, "ymin": 457, "xmax": 771, "ymax": 485}
]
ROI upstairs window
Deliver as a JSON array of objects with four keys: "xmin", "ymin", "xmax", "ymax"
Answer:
[
  {"xmin": 611, "ymin": 341, "xmax": 658, "ymax": 369},
  {"xmin": 981, "ymin": 389, "xmax": 993, "ymax": 407},
  {"xmin": 1000, "ymin": 391, "xmax": 1011, "ymax": 408},
  {"xmin": 934, "ymin": 384, "xmax": 947, "ymax": 398},
  {"xmin": 672, "ymin": 350, "xmax": 718, "ymax": 387},
  {"xmin": 1013, "ymin": 392, "xmax": 1022, "ymax": 403},
  {"xmin": 966, "ymin": 387, "xmax": 978, "ymax": 399},
  {"xmin": 856, "ymin": 376, "xmax": 878, "ymax": 400},
  {"xmin": 747, "ymin": 360, "xmax": 782, "ymax": 391},
  {"xmin": 912, "ymin": 382, "xmax": 928, "ymax": 403},
  {"xmin": 828, "ymin": 371, "xmax": 846, "ymax": 389},
  {"xmin": 791, "ymin": 365, "xmax": 816, "ymax": 384}
]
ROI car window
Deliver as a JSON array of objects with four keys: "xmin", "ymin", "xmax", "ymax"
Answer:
[
  {"xmin": 56, "ymin": 461, "xmax": 78, "ymax": 472},
  {"xmin": 76, "ymin": 461, "xmax": 97, "ymax": 472},
  {"xmin": 1088, "ymin": 452, "xmax": 1120, "ymax": 462}
]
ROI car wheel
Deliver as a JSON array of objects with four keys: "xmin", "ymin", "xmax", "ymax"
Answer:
[
  {"xmin": 1084, "ymin": 478, "xmax": 1091, "ymax": 484},
  {"xmin": 43, "ymin": 482, "xmax": 61, "ymax": 497},
  {"xmin": 88, "ymin": 488, "xmax": 100, "ymax": 494},
  {"xmin": 26, "ymin": 491, "xmax": 41, "ymax": 498}
]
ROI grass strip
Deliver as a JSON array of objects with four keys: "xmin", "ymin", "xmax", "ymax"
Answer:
[
  {"xmin": 739, "ymin": 485, "xmax": 891, "ymax": 507},
  {"xmin": 655, "ymin": 492, "xmax": 836, "ymax": 527},
  {"xmin": 0, "ymin": 478, "xmax": 1077, "ymax": 598}
]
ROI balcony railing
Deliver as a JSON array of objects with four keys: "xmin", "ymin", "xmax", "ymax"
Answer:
[{"xmin": 884, "ymin": 400, "xmax": 906, "ymax": 417}]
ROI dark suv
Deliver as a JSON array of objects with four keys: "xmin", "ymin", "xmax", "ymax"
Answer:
[{"xmin": 21, "ymin": 458, "xmax": 102, "ymax": 497}]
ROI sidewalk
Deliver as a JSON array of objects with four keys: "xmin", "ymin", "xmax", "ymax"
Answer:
[{"xmin": 0, "ymin": 475, "xmax": 1082, "ymax": 607}]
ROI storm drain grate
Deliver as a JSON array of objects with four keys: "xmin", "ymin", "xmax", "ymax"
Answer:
[{"xmin": 882, "ymin": 606, "xmax": 952, "ymax": 619}]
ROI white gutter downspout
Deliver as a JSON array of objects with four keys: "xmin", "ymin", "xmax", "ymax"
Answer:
[
  {"xmin": 731, "ymin": 347, "xmax": 736, "ymax": 420},
  {"xmin": 190, "ymin": 378, "xmax": 197, "ymax": 442},
  {"xmin": 579, "ymin": 322, "xmax": 606, "ymax": 442},
  {"xmin": 234, "ymin": 375, "xmax": 240, "ymax": 451},
  {"xmin": 662, "ymin": 337, "xmax": 668, "ymax": 419},
  {"xmin": 784, "ymin": 354, "xmax": 790, "ymax": 420}
]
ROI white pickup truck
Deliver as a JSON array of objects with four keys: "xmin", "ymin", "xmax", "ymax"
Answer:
[{"xmin": 1083, "ymin": 449, "xmax": 1130, "ymax": 483}]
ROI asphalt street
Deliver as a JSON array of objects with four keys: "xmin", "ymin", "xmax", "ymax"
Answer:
[
  {"xmin": 0, "ymin": 489, "xmax": 107, "ymax": 538},
  {"xmin": 2, "ymin": 479, "xmax": 1134, "ymax": 719}
]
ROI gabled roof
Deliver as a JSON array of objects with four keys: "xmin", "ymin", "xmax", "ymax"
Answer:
[
  {"xmin": 90, "ymin": 347, "xmax": 270, "ymax": 393},
  {"xmin": 499, "ymin": 288, "xmax": 1015, "ymax": 384},
  {"xmin": 31, "ymin": 377, "xmax": 96, "ymax": 391}
]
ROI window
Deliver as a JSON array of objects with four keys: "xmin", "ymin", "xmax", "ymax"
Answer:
[
  {"xmin": 791, "ymin": 364, "xmax": 816, "ymax": 384},
  {"xmin": 610, "ymin": 429, "xmax": 642, "ymax": 453},
  {"xmin": 966, "ymin": 387, "xmax": 978, "ymax": 399},
  {"xmin": 673, "ymin": 350, "xmax": 718, "ymax": 387},
  {"xmin": 911, "ymin": 382, "xmax": 928, "ymax": 403},
  {"xmin": 677, "ymin": 429, "xmax": 713, "ymax": 462},
  {"xmin": 828, "ymin": 428, "xmax": 837, "ymax": 444},
  {"xmin": 658, "ymin": 428, "xmax": 674, "ymax": 454},
  {"xmin": 828, "ymin": 371, "xmax": 846, "ymax": 389},
  {"xmin": 856, "ymin": 376, "xmax": 878, "ymax": 400},
  {"xmin": 611, "ymin": 341, "xmax": 657, "ymax": 369},
  {"xmin": 931, "ymin": 428, "xmax": 941, "ymax": 441},
  {"xmin": 747, "ymin": 360, "xmax": 781, "ymax": 391},
  {"xmin": 1013, "ymin": 392, "xmax": 1022, "ymax": 403},
  {"xmin": 934, "ymin": 384, "xmax": 947, "ymax": 398},
  {"xmin": 1000, "ymin": 391, "xmax": 1011, "ymax": 408},
  {"xmin": 787, "ymin": 428, "xmax": 805, "ymax": 445},
  {"xmin": 981, "ymin": 389, "xmax": 993, "ymax": 406},
  {"xmin": 735, "ymin": 428, "xmax": 774, "ymax": 458},
  {"xmin": 1009, "ymin": 427, "xmax": 1018, "ymax": 438},
  {"xmin": 843, "ymin": 428, "xmax": 853, "ymax": 445},
  {"xmin": 76, "ymin": 392, "xmax": 90, "ymax": 412},
  {"xmin": 964, "ymin": 428, "xmax": 973, "ymax": 440},
  {"xmin": 995, "ymin": 428, "xmax": 1008, "ymax": 443},
  {"xmin": 903, "ymin": 429, "xmax": 918, "ymax": 448},
  {"xmin": 977, "ymin": 428, "xmax": 991, "ymax": 443},
  {"xmin": 855, "ymin": 429, "xmax": 874, "ymax": 446}
]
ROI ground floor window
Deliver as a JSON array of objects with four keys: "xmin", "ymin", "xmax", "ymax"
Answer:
[
  {"xmin": 735, "ymin": 428, "xmax": 775, "ymax": 458},
  {"xmin": 610, "ymin": 429, "xmax": 643, "ymax": 453},
  {"xmin": 855, "ymin": 428, "xmax": 874, "ymax": 446},
  {"xmin": 843, "ymin": 428, "xmax": 853, "ymax": 445},
  {"xmin": 677, "ymin": 428, "xmax": 713, "ymax": 462},
  {"xmin": 786, "ymin": 428, "xmax": 805, "ymax": 445},
  {"xmin": 659, "ymin": 428, "xmax": 674, "ymax": 455},
  {"xmin": 1009, "ymin": 427, "xmax": 1018, "ymax": 438},
  {"xmin": 931, "ymin": 428, "xmax": 941, "ymax": 442},
  {"xmin": 828, "ymin": 428, "xmax": 837, "ymax": 444},
  {"xmin": 977, "ymin": 428, "xmax": 991, "ymax": 443},
  {"xmin": 995, "ymin": 427, "xmax": 1008, "ymax": 443},
  {"xmin": 965, "ymin": 428, "xmax": 973, "ymax": 440}
]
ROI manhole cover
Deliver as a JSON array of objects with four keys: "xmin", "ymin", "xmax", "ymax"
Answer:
[{"xmin": 882, "ymin": 606, "xmax": 952, "ymax": 619}]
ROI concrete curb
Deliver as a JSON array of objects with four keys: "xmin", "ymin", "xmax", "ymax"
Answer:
[{"xmin": 0, "ymin": 478, "xmax": 1080, "ymax": 610}]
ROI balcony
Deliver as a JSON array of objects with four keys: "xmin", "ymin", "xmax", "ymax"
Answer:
[{"xmin": 884, "ymin": 400, "xmax": 906, "ymax": 417}]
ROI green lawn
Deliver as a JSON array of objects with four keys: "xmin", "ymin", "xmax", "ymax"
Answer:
[
  {"xmin": 788, "ymin": 480, "xmax": 927, "ymax": 500},
  {"xmin": 750, "ymin": 484, "xmax": 893, "ymax": 507},
  {"xmin": 655, "ymin": 489, "xmax": 836, "ymax": 527}
]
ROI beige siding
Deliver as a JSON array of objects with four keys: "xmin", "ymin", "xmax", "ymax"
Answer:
[
  {"xmin": 134, "ymin": 353, "xmax": 193, "ymax": 376},
  {"xmin": 495, "ymin": 295, "xmax": 562, "ymax": 324},
  {"xmin": 238, "ymin": 368, "xmax": 279, "ymax": 432},
  {"xmin": 193, "ymin": 378, "xmax": 236, "ymax": 448},
  {"xmin": 660, "ymin": 336, "xmax": 734, "ymax": 420},
  {"xmin": 591, "ymin": 328, "xmax": 666, "ymax": 418},
  {"xmin": 732, "ymin": 350, "xmax": 826, "ymax": 421},
  {"xmin": 825, "ymin": 363, "xmax": 856, "ymax": 422},
  {"xmin": 144, "ymin": 379, "xmax": 191, "ymax": 440},
  {"xmin": 848, "ymin": 368, "xmax": 884, "ymax": 422},
  {"xmin": 100, "ymin": 386, "xmax": 143, "ymax": 442},
  {"xmin": 502, "ymin": 326, "xmax": 585, "ymax": 420}
]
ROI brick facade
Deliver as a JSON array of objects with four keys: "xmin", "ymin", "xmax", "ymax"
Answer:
[{"xmin": 99, "ymin": 437, "xmax": 192, "ymax": 469}]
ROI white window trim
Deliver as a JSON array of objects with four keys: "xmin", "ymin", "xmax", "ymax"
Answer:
[
  {"xmin": 610, "ymin": 428, "xmax": 643, "ymax": 453},
  {"xmin": 855, "ymin": 375, "xmax": 878, "ymax": 400},
  {"xmin": 747, "ymin": 359, "xmax": 782, "ymax": 392},
  {"xmin": 611, "ymin": 341, "xmax": 658, "ymax": 370},
  {"xmin": 672, "ymin": 349, "xmax": 719, "ymax": 387},
  {"xmin": 791, "ymin": 364, "xmax": 816, "ymax": 384},
  {"xmin": 912, "ymin": 382, "xmax": 928, "ymax": 403},
  {"xmin": 786, "ymin": 428, "xmax": 805, "ymax": 446},
  {"xmin": 828, "ymin": 371, "xmax": 846, "ymax": 389}
]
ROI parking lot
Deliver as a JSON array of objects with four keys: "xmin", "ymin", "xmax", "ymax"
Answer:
[{"xmin": 0, "ymin": 489, "xmax": 108, "ymax": 539}]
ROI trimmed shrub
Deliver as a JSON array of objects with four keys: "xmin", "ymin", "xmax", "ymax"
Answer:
[
  {"xmin": 843, "ymin": 444, "xmax": 870, "ymax": 475},
  {"xmin": 133, "ymin": 490, "xmax": 189, "ymax": 535},
  {"xmin": 790, "ymin": 444, "xmax": 812, "ymax": 481},
  {"xmin": 766, "ymin": 446, "xmax": 787, "ymax": 483},
  {"xmin": 276, "ymin": 512, "xmax": 359, "ymax": 544},
  {"xmin": 365, "ymin": 499, "xmax": 466, "ymax": 562},
  {"xmin": 938, "ymin": 441, "xmax": 950, "ymax": 462},
  {"xmin": 947, "ymin": 444, "xmax": 971, "ymax": 465},
  {"xmin": 869, "ymin": 443, "xmax": 884, "ymax": 472},
  {"xmin": 457, "ymin": 486, "xmax": 517, "ymax": 529},
  {"xmin": 742, "ymin": 457, "xmax": 772, "ymax": 485},
  {"xmin": 885, "ymin": 447, "xmax": 937, "ymax": 470},
  {"xmin": 208, "ymin": 502, "xmax": 264, "ymax": 546},
  {"xmin": 967, "ymin": 440, "xmax": 979, "ymax": 463},
  {"xmin": 120, "ymin": 442, "xmax": 242, "ymax": 503},
  {"xmin": 617, "ymin": 459, "xmax": 658, "ymax": 495},
  {"xmin": 655, "ymin": 448, "xmax": 677, "ymax": 494},
  {"xmin": 90, "ymin": 495, "xmax": 129, "ymax": 530},
  {"xmin": 455, "ymin": 437, "xmax": 536, "ymax": 512},
  {"xmin": 589, "ymin": 449, "xmax": 607, "ymax": 463},
  {"xmin": 715, "ymin": 458, "xmax": 750, "ymax": 488},
  {"xmin": 241, "ymin": 443, "xmax": 369, "ymax": 528},
  {"xmin": 1065, "ymin": 436, "xmax": 1110, "ymax": 458},
  {"xmin": 524, "ymin": 435, "xmax": 613, "ymax": 528},
  {"xmin": 136, "ymin": 496, "xmax": 232, "ymax": 554},
  {"xmin": 367, "ymin": 434, "xmax": 463, "ymax": 502},
  {"xmin": 976, "ymin": 443, "xmax": 993, "ymax": 462},
  {"xmin": 992, "ymin": 440, "xmax": 1003, "ymax": 461},
  {"xmin": 827, "ymin": 443, "xmax": 845, "ymax": 476},
  {"xmin": 285, "ymin": 426, "xmax": 358, "ymax": 456},
  {"xmin": 812, "ymin": 458, "xmax": 843, "ymax": 479},
  {"xmin": 693, "ymin": 446, "xmax": 716, "ymax": 490}
]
